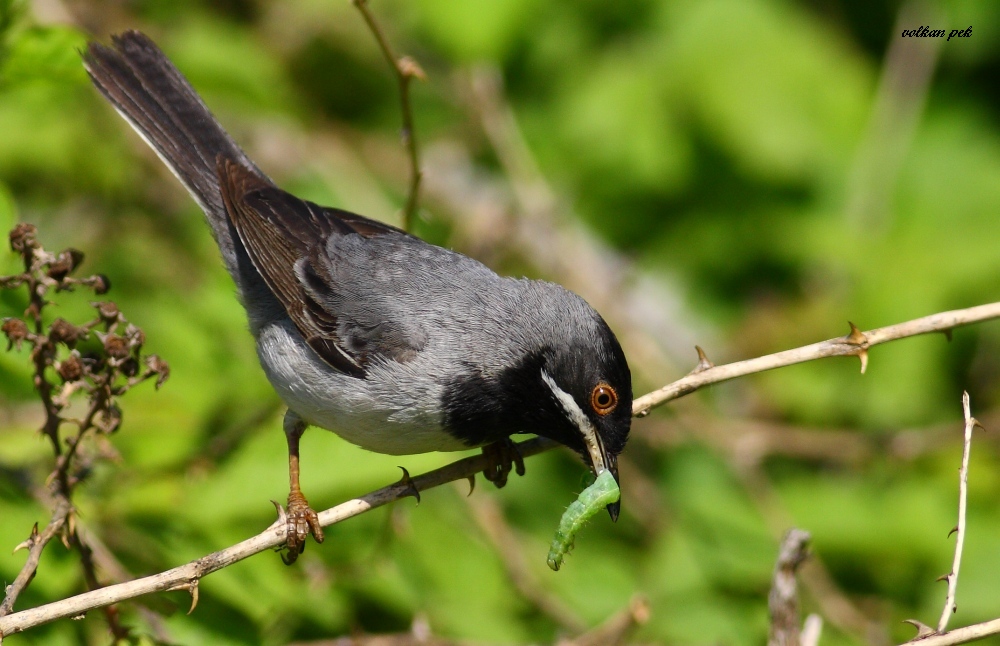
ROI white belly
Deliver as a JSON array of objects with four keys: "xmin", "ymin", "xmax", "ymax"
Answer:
[{"xmin": 255, "ymin": 320, "xmax": 469, "ymax": 455}]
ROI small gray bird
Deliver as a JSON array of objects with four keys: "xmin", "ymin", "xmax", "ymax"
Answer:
[{"xmin": 84, "ymin": 31, "xmax": 631, "ymax": 563}]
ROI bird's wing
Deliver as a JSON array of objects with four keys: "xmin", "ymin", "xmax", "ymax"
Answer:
[{"xmin": 218, "ymin": 158, "xmax": 424, "ymax": 376}]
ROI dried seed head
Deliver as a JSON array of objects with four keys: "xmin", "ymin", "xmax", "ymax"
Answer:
[
  {"xmin": 91, "ymin": 274, "xmax": 111, "ymax": 295},
  {"xmin": 103, "ymin": 334, "xmax": 129, "ymax": 360},
  {"xmin": 146, "ymin": 354, "xmax": 170, "ymax": 389},
  {"xmin": 94, "ymin": 301, "xmax": 120, "ymax": 325},
  {"xmin": 47, "ymin": 249, "xmax": 85, "ymax": 281},
  {"xmin": 9, "ymin": 223, "xmax": 38, "ymax": 253},
  {"xmin": 97, "ymin": 404, "xmax": 122, "ymax": 433},
  {"xmin": 124, "ymin": 323, "xmax": 145, "ymax": 350},
  {"xmin": 121, "ymin": 357, "xmax": 139, "ymax": 377},
  {"xmin": 49, "ymin": 318, "xmax": 88, "ymax": 347},
  {"xmin": 2, "ymin": 317, "xmax": 29, "ymax": 350},
  {"xmin": 57, "ymin": 354, "xmax": 84, "ymax": 381}
]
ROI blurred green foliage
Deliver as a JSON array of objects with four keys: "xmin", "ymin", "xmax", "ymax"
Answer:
[{"xmin": 2, "ymin": 0, "xmax": 1000, "ymax": 644}]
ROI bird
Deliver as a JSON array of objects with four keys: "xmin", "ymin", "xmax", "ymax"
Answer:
[{"xmin": 83, "ymin": 30, "xmax": 632, "ymax": 563}]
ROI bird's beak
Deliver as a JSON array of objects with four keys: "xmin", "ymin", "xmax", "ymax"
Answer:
[{"xmin": 583, "ymin": 433, "xmax": 621, "ymax": 522}]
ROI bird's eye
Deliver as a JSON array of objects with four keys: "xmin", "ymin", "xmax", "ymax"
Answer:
[{"xmin": 590, "ymin": 383, "xmax": 618, "ymax": 415}]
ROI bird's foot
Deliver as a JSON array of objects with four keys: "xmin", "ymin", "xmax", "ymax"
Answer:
[
  {"xmin": 481, "ymin": 438, "xmax": 526, "ymax": 489},
  {"xmin": 279, "ymin": 489, "xmax": 324, "ymax": 565}
]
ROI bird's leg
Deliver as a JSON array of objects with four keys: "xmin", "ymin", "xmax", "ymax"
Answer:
[
  {"xmin": 480, "ymin": 437, "xmax": 526, "ymax": 489},
  {"xmin": 281, "ymin": 410, "xmax": 324, "ymax": 565}
]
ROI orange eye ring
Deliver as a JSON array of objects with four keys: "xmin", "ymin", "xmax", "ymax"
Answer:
[{"xmin": 590, "ymin": 383, "xmax": 618, "ymax": 415}]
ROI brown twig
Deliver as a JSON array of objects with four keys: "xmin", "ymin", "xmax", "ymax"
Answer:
[
  {"xmin": 901, "ymin": 618, "xmax": 1000, "ymax": 646},
  {"xmin": 0, "ymin": 438, "xmax": 556, "ymax": 637},
  {"xmin": 935, "ymin": 393, "xmax": 977, "ymax": 633},
  {"xmin": 352, "ymin": 0, "xmax": 425, "ymax": 231},
  {"xmin": 633, "ymin": 303, "xmax": 1000, "ymax": 417},
  {"xmin": 768, "ymin": 529, "xmax": 812, "ymax": 646},
  {"xmin": 0, "ymin": 500, "xmax": 70, "ymax": 616}
]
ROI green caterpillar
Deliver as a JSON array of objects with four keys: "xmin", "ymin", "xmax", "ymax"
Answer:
[{"xmin": 547, "ymin": 469, "xmax": 621, "ymax": 571}]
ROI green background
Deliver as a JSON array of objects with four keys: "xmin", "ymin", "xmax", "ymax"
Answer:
[{"xmin": 1, "ymin": 0, "xmax": 999, "ymax": 643}]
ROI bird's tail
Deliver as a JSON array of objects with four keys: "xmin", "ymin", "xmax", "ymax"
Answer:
[{"xmin": 83, "ymin": 30, "xmax": 267, "ymax": 280}]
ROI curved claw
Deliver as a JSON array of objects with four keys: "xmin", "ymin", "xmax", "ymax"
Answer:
[
  {"xmin": 481, "ymin": 438, "xmax": 526, "ymax": 489},
  {"xmin": 281, "ymin": 490, "xmax": 324, "ymax": 565}
]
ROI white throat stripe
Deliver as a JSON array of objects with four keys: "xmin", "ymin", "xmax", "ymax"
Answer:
[{"xmin": 541, "ymin": 370, "xmax": 603, "ymax": 470}]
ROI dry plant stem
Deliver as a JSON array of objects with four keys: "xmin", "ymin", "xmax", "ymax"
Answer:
[
  {"xmin": 0, "ymin": 499, "xmax": 70, "ymax": 616},
  {"xmin": 937, "ymin": 392, "xmax": 975, "ymax": 633},
  {"xmin": 1, "ymin": 226, "xmax": 166, "ymax": 642},
  {"xmin": 902, "ymin": 618, "xmax": 1000, "ymax": 646},
  {"xmin": 633, "ymin": 302, "xmax": 1000, "ymax": 416},
  {"xmin": 353, "ymin": 0, "xmax": 423, "ymax": 231},
  {"xmin": 801, "ymin": 614, "xmax": 823, "ymax": 646},
  {"xmin": 4, "ymin": 345, "xmax": 74, "ymax": 610},
  {"xmin": 768, "ymin": 529, "xmax": 811, "ymax": 646},
  {"xmin": 0, "ymin": 438, "xmax": 557, "ymax": 637},
  {"xmin": 0, "ymin": 375, "xmax": 121, "ymax": 633}
]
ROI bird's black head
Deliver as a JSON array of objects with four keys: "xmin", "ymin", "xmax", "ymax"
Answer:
[
  {"xmin": 534, "ymin": 314, "xmax": 631, "ymax": 520},
  {"xmin": 440, "ymin": 285, "xmax": 631, "ymax": 520}
]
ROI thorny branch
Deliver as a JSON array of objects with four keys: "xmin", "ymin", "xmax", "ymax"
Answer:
[
  {"xmin": 903, "ymin": 618, "xmax": 1000, "ymax": 646},
  {"xmin": 938, "ymin": 393, "xmax": 977, "ymax": 633},
  {"xmin": 3, "ymin": 298, "xmax": 1000, "ymax": 637},
  {"xmin": 633, "ymin": 304, "xmax": 1000, "ymax": 417},
  {"xmin": 0, "ymin": 437, "xmax": 556, "ymax": 638},
  {"xmin": 353, "ymin": 0, "xmax": 425, "ymax": 232},
  {"xmin": 900, "ymin": 393, "xmax": 982, "ymax": 645},
  {"xmin": 0, "ymin": 224, "xmax": 168, "ymax": 640},
  {"xmin": 903, "ymin": 392, "xmax": 980, "ymax": 641}
]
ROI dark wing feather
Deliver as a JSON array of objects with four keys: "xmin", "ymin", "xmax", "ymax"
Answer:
[
  {"xmin": 219, "ymin": 158, "xmax": 366, "ymax": 376},
  {"xmin": 218, "ymin": 158, "xmax": 422, "ymax": 376}
]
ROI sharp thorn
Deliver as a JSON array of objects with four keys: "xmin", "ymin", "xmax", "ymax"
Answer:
[
  {"xmin": 271, "ymin": 500, "xmax": 288, "ymax": 525},
  {"xmin": 187, "ymin": 581, "xmax": 200, "ymax": 615},
  {"xmin": 846, "ymin": 321, "xmax": 867, "ymax": 345},
  {"xmin": 397, "ymin": 466, "xmax": 421, "ymax": 504},
  {"xmin": 13, "ymin": 523, "xmax": 39, "ymax": 553},
  {"xmin": 691, "ymin": 345, "xmax": 714, "ymax": 373},
  {"xmin": 902, "ymin": 619, "xmax": 937, "ymax": 638}
]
